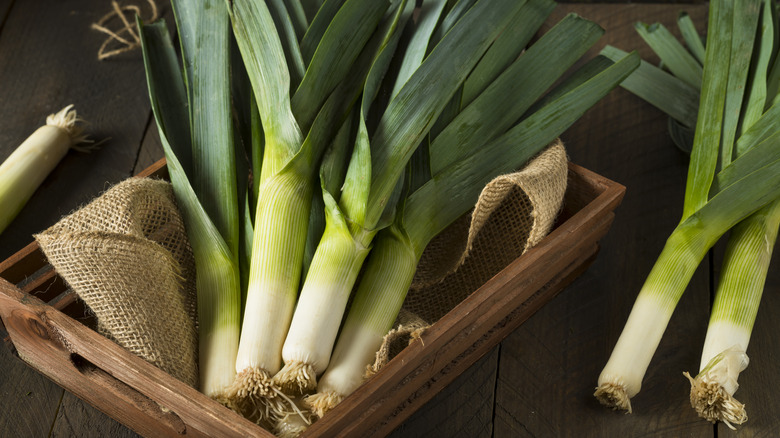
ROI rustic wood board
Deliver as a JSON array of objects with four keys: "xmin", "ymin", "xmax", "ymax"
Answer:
[
  {"xmin": 388, "ymin": 348, "xmax": 499, "ymax": 438},
  {"xmin": 49, "ymin": 392, "xmax": 138, "ymax": 438},
  {"xmin": 0, "ymin": 338, "xmax": 63, "ymax": 437},
  {"xmin": 1, "ymin": 2, "xmax": 777, "ymax": 438}
]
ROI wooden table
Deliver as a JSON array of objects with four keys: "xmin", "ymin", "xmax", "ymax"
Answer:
[{"xmin": 1, "ymin": 1, "xmax": 777, "ymax": 437}]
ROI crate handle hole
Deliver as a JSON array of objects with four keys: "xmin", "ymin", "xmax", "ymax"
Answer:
[{"xmin": 69, "ymin": 352, "xmax": 94, "ymax": 373}]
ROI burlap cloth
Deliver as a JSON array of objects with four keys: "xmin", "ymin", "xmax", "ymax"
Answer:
[
  {"xmin": 35, "ymin": 178, "xmax": 198, "ymax": 387},
  {"xmin": 370, "ymin": 140, "xmax": 569, "ymax": 371}
]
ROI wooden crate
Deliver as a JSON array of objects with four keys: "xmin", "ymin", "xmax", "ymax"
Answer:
[{"xmin": 0, "ymin": 158, "xmax": 624, "ymax": 437}]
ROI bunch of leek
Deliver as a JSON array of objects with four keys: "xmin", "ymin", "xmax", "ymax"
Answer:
[
  {"xmin": 596, "ymin": 1, "xmax": 780, "ymax": 426},
  {"xmin": 307, "ymin": 2, "xmax": 641, "ymax": 415},
  {"xmin": 136, "ymin": 0, "xmax": 640, "ymax": 431},
  {"xmin": 274, "ymin": 0, "xmax": 537, "ymax": 396}
]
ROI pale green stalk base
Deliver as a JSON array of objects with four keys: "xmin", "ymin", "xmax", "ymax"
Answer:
[
  {"xmin": 234, "ymin": 169, "xmax": 312, "ymax": 415},
  {"xmin": 701, "ymin": 200, "xmax": 780, "ymax": 370},
  {"xmin": 198, "ymin": 323, "xmax": 240, "ymax": 400},
  {"xmin": 235, "ymin": 280, "xmax": 297, "ymax": 374},
  {"xmin": 191, "ymin": 238, "xmax": 241, "ymax": 401},
  {"xmin": 308, "ymin": 322, "xmax": 386, "ymax": 416},
  {"xmin": 0, "ymin": 126, "xmax": 70, "ymax": 233},
  {"xmin": 685, "ymin": 346, "xmax": 749, "ymax": 429},
  {"xmin": 307, "ymin": 225, "xmax": 418, "ymax": 416},
  {"xmin": 277, "ymin": 215, "xmax": 372, "ymax": 395},
  {"xmin": 699, "ymin": 322, "xmax": 750, "ymax": 373}
]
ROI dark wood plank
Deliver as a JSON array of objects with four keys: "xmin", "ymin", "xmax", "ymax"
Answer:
[
  {"xmin": 493, "ymin": 4, "xmax": 715, "ymax": 437},
  {"xmin": 388, "ymin": 348, "xmax": 499, "ymax": 438},
  {"xmin": 0, "ymin": 0, "xmax": 160, "ymax": 262},
  {"xmin": 50, "ymin": 392, "xmax": 139, "ymax": 438},
  {"xmin": 0, "ymin": 335, "xmax": 64, "ymax": 437}
]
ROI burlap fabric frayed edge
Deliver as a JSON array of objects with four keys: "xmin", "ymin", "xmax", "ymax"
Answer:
[
  {"xmin": 369, "ymin": 140, "xmax": 569, "ymax": 374},
  {"xmin": 35, "ymin": 177, "xmax": 198, "ymax": 387}
]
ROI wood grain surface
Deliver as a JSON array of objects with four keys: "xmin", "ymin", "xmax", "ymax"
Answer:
[{"xmin": 1, "ymin": 2, "xmax": 778, "ymax": 438}]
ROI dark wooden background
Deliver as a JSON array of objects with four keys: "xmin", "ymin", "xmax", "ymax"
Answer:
[{"xmin": 2, "ymin": 1, "xmax": 778, "ymax": 437}]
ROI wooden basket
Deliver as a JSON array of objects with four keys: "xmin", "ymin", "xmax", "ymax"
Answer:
[{"xmin": 0, "ymin": 159, "xmax": 624, "ymax": 437}]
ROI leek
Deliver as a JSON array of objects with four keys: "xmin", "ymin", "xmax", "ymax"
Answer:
[
  {"xmin": 308, "ymin": 49, "xmax": 641, "ymax": 417},
  {"xmin": 684, "ymin": 1, "xmax": 780, "ymax": 426},
  {"xmin": 275, "ymin": 0, "xmax": 531, "ymax": 395},
  {"xmin": 0, "ymin": 105, "xmax": 92, "ymax": 236},
  {"xmin": 138, "ymin": 8, "xmax": 242, "ymax": 403}
]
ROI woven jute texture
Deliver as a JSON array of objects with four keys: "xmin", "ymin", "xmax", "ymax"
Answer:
[
  {"xmin": 35, "ymin": 177, "xmax": 198, "ymax": 387},
  {"xmin": 372, "ymin": 140, "xmax": 569, "ymax": 370}
]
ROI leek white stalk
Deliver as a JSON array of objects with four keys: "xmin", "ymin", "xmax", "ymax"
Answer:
[
  {"xmin": 274, "ymin": 206, "xmax": 373, "ymax": 394},
  {"xmin": 596, "ymin": 0, "xmax": 739, "ymax": 411},
  {"xmin": 0, "ymin": 105, "xmax": 91, "ymax": 235},
  {"xmin": 232, "ymin": 167, "xmax": 310, "ymax": 414},
  {"xmin": 595, "ymin": 226, "xmax": 715, "ymax": 411},
  {"xmin": 228, "ymin": 0, "xmax": 306, "ymax": 413},
  {"xmin": 273, "ymin": 0, "xmax": 415, "ymax": 395},
  {"xmin": 683, "ymin": 1, "xmax": 779, "ymax": 425},
  {"xmin": 685, "ymin": 199, "xmax": 780, "ymax": 427}
]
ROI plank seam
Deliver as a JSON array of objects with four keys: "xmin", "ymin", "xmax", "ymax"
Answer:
[
  {"xmin": 46, "ymin": 389, "xmax": 65, "ymax": 438},
  {"xmin": 131, "ymin": 111, "xmax": 155, "ymax": 177},
  {"xmin": 491, "ymin": 343, "xmax": 501, "ymax": 438},
  {"xmin": 0, "ymin": 0, "xmax": 16, "ymax": 40}
]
